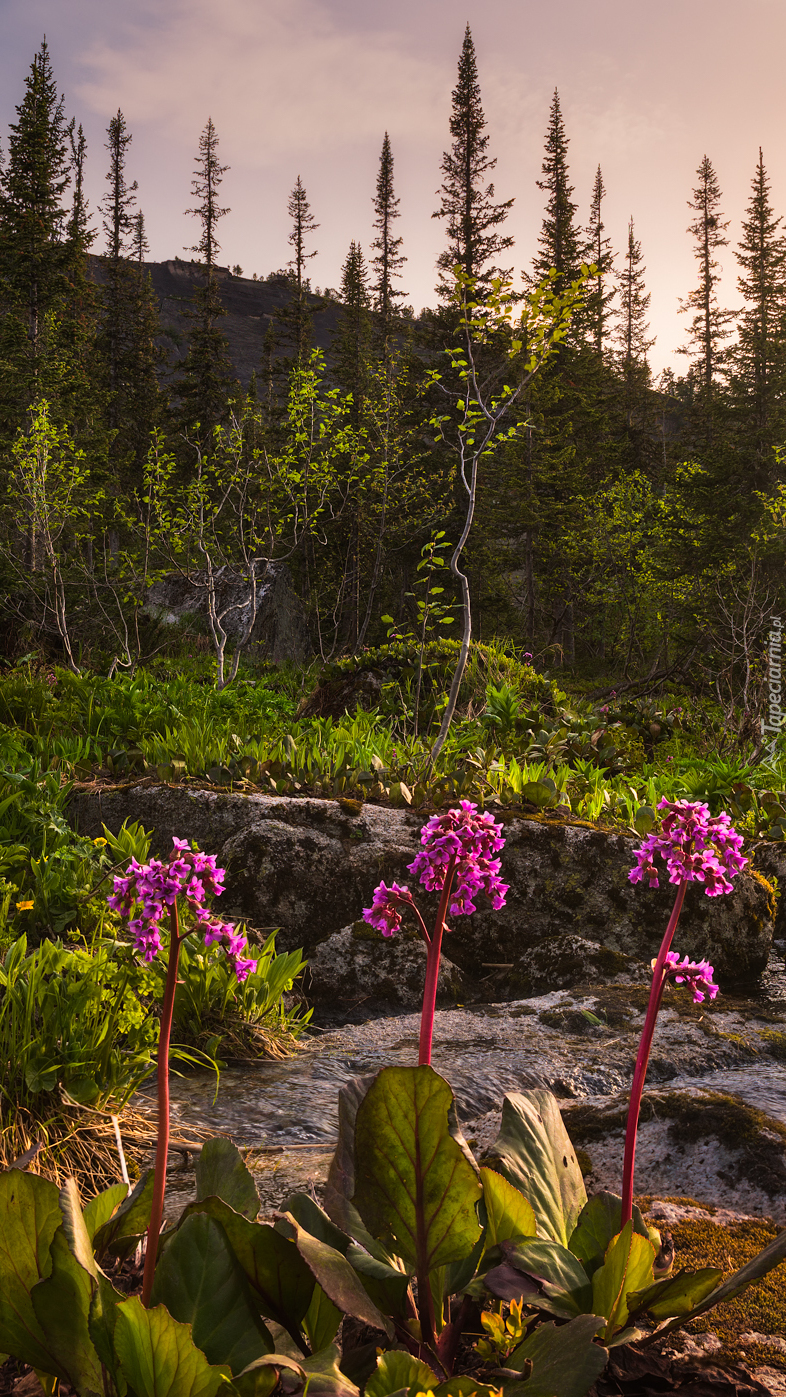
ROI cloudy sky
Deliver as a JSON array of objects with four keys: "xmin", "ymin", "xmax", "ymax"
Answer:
[{"xmin": 1, "ymin": 0, "xmax": 784, "ymax": 372}]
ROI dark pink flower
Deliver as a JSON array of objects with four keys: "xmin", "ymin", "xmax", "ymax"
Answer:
[
  {"xmin": 407, "ymin": 800, "xmax": 509, "ymax": 916},
  {"xmin": 362, "ymin": 881, "xmax": 414, "ymax": 937},
  {"xmin": 663, "ymin": 951, "xmax": 719, "ymax": 1003},
  {"xmin": 629, "ymin": 798, "xmax": 747, "ymax": 897}
]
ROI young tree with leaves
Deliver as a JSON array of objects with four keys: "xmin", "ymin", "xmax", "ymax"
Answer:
[
  {"xmin": 176, "ymin": 118, "xmax": 235, "ymax": 437},
  {"xmin": 433, "ymin": 24, "xmax": 513, "ymax": 298}
]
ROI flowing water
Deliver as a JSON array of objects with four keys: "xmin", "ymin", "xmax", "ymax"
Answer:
[{"xmin": 140, "ymin": 941, "xmax": 786, "ymax": 1150}]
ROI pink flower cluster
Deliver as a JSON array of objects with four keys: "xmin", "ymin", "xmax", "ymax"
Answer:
[
  {"xmin": 662, "ymin": 951, "xmax": 719, "ymax": 1003},
  {"xmin": 108, "ymin": 837, "xmax": 257, "ymax": 980},
  {"xmin": 629, "ymin": 798, "xmax": 747, "ymax": 896},
  {"xmin": 362, "ymin": 801, "xmax": 509, "ymax": 936},
  {"xmin": 363, "ymin": 881, "xmax": 414, "ymax": 938}
]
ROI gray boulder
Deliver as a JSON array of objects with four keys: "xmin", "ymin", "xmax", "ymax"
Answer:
[
  {"xmin": 69, "ymin": 788, "xmax": 774, "ymax": 988},
  {"xmin": 146, "ymin": 560, "xmax": 311, "ymax": 665},
  {"xmin": 305, "ymin": 923, "xmax": 464, "ymax": 1009}
]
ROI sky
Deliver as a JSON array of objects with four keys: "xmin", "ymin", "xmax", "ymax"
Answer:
[{"xmin": 1, "ymin": 0, "xmax": 784, "ymax": 374}]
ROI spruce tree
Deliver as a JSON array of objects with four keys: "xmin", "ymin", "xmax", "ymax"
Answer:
[
  {"xmin": 275, "ymin": 176, "xmax": 319, "ymax": 364},
  {"xmin": 583, "ymin": 165, "xmax": 615, "ymax": 357},
  {"xmin": 337, "ymin": 240, "xmax": 372, "ymax": 425},
  {"xmin": 614, "ymin": 217, "xmax": 655, "ymax": 427},
  {"xmin": 176, "ymin": 118, "xmax": 235, "ymax": 436},
  {"xmin": 370, "ymin": 132, "xmax": 406, "ymax": 352},
  {"xmin": 678, "ymin": 155, "xmax": 735, "ymax": 439},
  {"xmin": 532, "ymin": 90, "xmax": 582, "ymax": 294},
  {"xmin": 731, "ymin": 148, "xmax": 786, "ymax": 482},
  {"xmin": 100, "ymin": 111, "xmax": 138, "ymax": 421},
  {"xmin": 0, "ymin": 40, "xmax": 80, "ymax": 426},
  {"xmin": 433, "ymin": 24, "xmax": 513, "ymax": 296}
]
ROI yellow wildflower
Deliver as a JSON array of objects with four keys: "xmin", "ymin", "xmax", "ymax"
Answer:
[
  {"xmin": 16, "ymin": 900, "xmax": 34, "ymax": 911},
  {"xmin": 93, "ymin": 837, "xmax": 108, "ymax": 847}
]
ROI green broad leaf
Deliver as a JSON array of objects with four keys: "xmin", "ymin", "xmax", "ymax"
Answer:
[
  {"xmin": 643, "ymin": 1219, "xmax": 786, "ymax": 1343},
  {"xmin": 300, "ymin": 1343, "xmax": 360, "ymax": 1397},
  {"xmin": 366, "ymin": 1350, "xmax": 437, "ymax": 1397},
  {"xmin": 345, "ymin": 1244, "xmax": 410, "ymax": 1319},
  {"xmin": 507, "ymin": 1314, "xmax": 608, "ymax": 1397},
  {"xmin": 276, "ymin": 1213, "xmax": 392, "ymax": 1338},
  {"xmin": 82, "ymin": 1183, "xmax": 129, "ymax": 1245},
  {"xmin": 30, "ymin": 1223, "xmax": 103, "ymax": 1395},
  {"xmin": 324, "ymin": 1072, "xmax": 401, "ymax": 1265},
  {"xmin": 113, "ymin": 1296, "xmax": 230, "ymax": 1397},
  {"xmin": 0, "ymin": 1169, "xmax": 63, "ymax": 1373},
  {"xmin": 485, "ymin": 1237, "xmax": 593, "ymax": 1318},
  {"xmin": 150, "ymin": 1213, "xmax": 274, "ymax": 1373},
  {"xmin": 352, "ymin": 1066, "xmax": 482, "ymax": 1280},
  {"xmin": 282, "ymin": 1193, "xmax": 351, "ymax": 1255},
  {"xmin": 627, "ymin": 1266, "xmax": 724, "ymax": 1322},
  {"xmin": 568, "ymin": 1191, "xmax": 652, "ymax": 1277},
  {"xmin": 486, "ymin": 1090, "xmax": 587, "ymax": 1246},
  {"xmin": 93, "ymin": 1168, "xmax": 154, "ymax": 1259},
  {"xmin": 591, "ymin": 1221, "xmax": 655, "ymax": 1340},
  {"xmin": 302, "ymin": 1285, "xmax": 342, "ymax": 1352},
  {"xmin": 520, "ymin": 781, "xmax": 558, "ymax": 809},
  {"xmin": 88, "ymin": 1273, "xmax": 128, "ymax": 1397},
  {"xmin": 181, "ymin": 1196, "xmax": 314, "ymax": 1329},
  {"xmin": 196, "ymin": 1138, "xmax": 260, "ymax": 1220},
  {"xmin": 480, "ymin": 1166, "xmax": 537, "ymax": 1250},
  {"xmin": 634, "ymin": 806, "xmax": 656, "ymax": 835},
  {"xmin": 233, "ymin": 1354, "xmax": 306, "ymax": 1397}
]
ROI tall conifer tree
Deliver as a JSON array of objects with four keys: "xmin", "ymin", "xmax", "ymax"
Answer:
[
  {"xmin": 0, "ymin": 40, "xmax": 87, "ymax": 429},
  {"xmin": 583, "ymin": 166, "xmax": 615, "ymax": 357},
  {"xmin": 176, "ymin": 118, "xmax": 235, "ymax": 435},
  {"xmin": 614, "ymin": 218, "xmax": 655, "ymax": 428},
  {"xmin": 678, "ymin": 155, "xmax": 734, "ymax": 439},
  {"xmin": 100, "ymin": 111, "xmax": 138, "ymax": 422},
  {"xmin": 731, "ymin": 148, "xmax": 786, "ymax": 481},
  {"xmin": 370, "ymin": 133, "xmax": 406, "ymax": 352},
  {"xmin": 532, "ymin": 90, "xmax": 581, "ymax": 294},
  {"xmin": 433, "ymin": 24, "xmax": 513, "ymax": 296},
  {"xmin": 276, "ymin": 176, "xmax": 319, "ymax": 364}
]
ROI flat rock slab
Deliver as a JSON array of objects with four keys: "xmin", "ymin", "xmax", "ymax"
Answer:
[{"xmin": 69, "ymin": 786, "xmax": 774, "ymax": 984}]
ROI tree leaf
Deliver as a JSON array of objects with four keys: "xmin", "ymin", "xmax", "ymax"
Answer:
[
  {"xmin": 150, "ymin": 1213, "xmax": 274, "ymax": 1374},
  {"xmin": 352, "ymin": 1066, "xmax": 482, "ymax": 1279},
  {"xmin": 507, "ymin": 1314, "xmax": 608, "ymax": 1397},
  {"xmin": 568, "ymin": 1191, "xmax": 652, "ymax": 1277},
  {"xmin": 83, "ymin": 1183, "xmax": 128, "ymax": 1245},
  {"xmin": 181, "ymin": 1196, "xmax": 314, "ymax": 1331},
  {"xmin": 480, "ymin": 1167, "xmax": 537, "ymax": 1250},
  {"xmin": 591, "ymin": 1221, "xmax": 655, "ymax": 1340},
  {"xmin": 0, "ymin": 1170, "xmax": 63, "ymax": 1373},
  {"xmin": 113, "ymin": 1296, "xmax": 230, "ymax": 1397},
  {"xmin": 196, "ymin": 1138, "xmax": 260, "ymax": 1221},
  {"xmin": 281, "ymin": 1193, "xmax": 351, "ymax": 1255},
  {"xmin": 276, "ymin": 1213, "xmax": 392, "ymax": 1338},
  {"xmin": 92, "ymin": 1168, "xmax": 154, "ymax": 1259},
  {"xmin": 627, "ymin": 1267, "xmax": 723, "ymax": 1322},
  {"xmin": 485, "ymin": 1090, "xmax": 587, "ymax": 1246},
  {"xmin": 366, "ymin": 1351, "xmax": 437, "ymax": 1397}
]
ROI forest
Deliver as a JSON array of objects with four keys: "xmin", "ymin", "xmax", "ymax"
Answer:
[{"xmin": 0, "ymin": 25, "xmax": 784, "ymax": 742}]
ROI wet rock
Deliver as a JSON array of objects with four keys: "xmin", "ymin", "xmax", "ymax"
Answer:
[
  {"xmin": 68, "ymin": 787, "xmax": 774, "ymax": 985},
  {"xmin": 487, "ymin": 933, "xmax": 648, "ymax": 999},
  {"xmin": 305, "ymin": 923, "xmax": 464, "ymax": 1010},
  {"xmin": 561, "ymin": 1088, "xmax": 786, "ymax": 1223},
  {"xmin": 748, "ymin": 841, "xmax": 786, "ymax": 939},
  {"xmin": 146, "ymin": 559, "xmax": 311, "ymax": 665}
]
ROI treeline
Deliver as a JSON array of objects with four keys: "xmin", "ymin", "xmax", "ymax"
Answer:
[{"xmin": 0, "ymin": 30, "xmax": 784, "ymax": 713}]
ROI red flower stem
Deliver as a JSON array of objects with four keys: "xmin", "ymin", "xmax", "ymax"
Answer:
[
  {"xmin": 621, "ymin": 880, "xmax": 687, "ymax": 1225},
  {"xmin": 419, "ymin": 854, "xmax": 457, "ymax": 1067},
  {"xmin": 141, "ymin": 903, "xmax": 181, "ymax": 1307}
]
